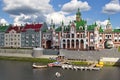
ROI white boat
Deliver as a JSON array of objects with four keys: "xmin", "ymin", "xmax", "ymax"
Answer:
[{"xmin": 32, "ymin": 63, "xmax": 47, "ymax": 68}]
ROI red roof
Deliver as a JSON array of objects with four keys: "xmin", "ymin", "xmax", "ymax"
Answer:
[
  {"xmin": 21, "ymin": 23, "xmax": 43, "ymax": 32},
  {"xmin": 6, "ymin": 25, "xmax": 23, "ymax": 33}
]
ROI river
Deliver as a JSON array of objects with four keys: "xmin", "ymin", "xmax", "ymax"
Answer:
[{"xmin": 0, "ymin": 60, "xmax": 120, "ymax": 80}]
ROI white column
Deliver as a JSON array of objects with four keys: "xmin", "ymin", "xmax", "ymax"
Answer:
[
  {"xmin": 70, "ymin": 40, "xmax": 71, "ymax": 48},
  {"xmin": 61, "ymin": 40, "xmax": 63, "ymax": 48},
  {"xmin": 74, "ymin": 40, "xmax": 76, "ymax": 49},
  {"xmin": 79, "ymin": 40, "xmax": 81, "ymax": 49},
  {"xmin": 84, "ymin": 39, "xmax": 86, "ymax": 49},
  {"xmin": 65, "ymin": 39, "xmax": 67, "ymax": 48}
]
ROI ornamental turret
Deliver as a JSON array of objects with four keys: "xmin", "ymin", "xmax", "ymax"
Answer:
[
  {"xmin": 76, "ymin": 8, "xmax": 81, "ymax": 22},
  {"xmin": 105, "ymin": 17, "xmax": 112, "ymax": 32}
]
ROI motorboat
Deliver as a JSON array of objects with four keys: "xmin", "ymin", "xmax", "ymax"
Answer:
[{"xmin": 32, "ymin": 63, "xmax": 47, "ymax": 68}]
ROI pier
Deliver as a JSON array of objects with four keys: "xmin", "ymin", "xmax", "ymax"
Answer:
[{"xmin": 61, "ymin": 64, "xmax": 101, "ymax": 71}]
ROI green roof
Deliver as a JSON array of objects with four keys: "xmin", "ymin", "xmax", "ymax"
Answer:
[
  {"xmin": 75, "ymin": 20, "xmax": 86, "ymax": 30},
  {"xmin": 99, "ymin": 26, "xmax": 104, "ymax": 33},
  {"xmin": 0, "ymin": 25, "xmax": 9, "ymax": 32},
  {"xmin": 87, "ymin": 23, "xmax": 97, "ymax": 30},
  {"xmin": 55, "ymin": 26, "xmax": 62, "ymax": 32},
  {"xmin": 113, "ymin": 29, "xmax": 120, "ymax": 32},
  {"xmin": 63, "ymin": 25, "xmax": 70, "ymax": 32}
]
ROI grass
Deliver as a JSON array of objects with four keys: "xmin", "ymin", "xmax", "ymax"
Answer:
[
  {"xmin": 0, "ymin": 56, "xmax": 55, "ymax": 64},
  {"xmin": 118, "ymin": 46, "xmax": 120, "ymax": 52},
  {"xmin": 70, "ymin": 61, "xmax": 88, "ymax": 66},
  {"xmin": 0, "ymin": 56, "xmax": 120, "ymax": 67}
]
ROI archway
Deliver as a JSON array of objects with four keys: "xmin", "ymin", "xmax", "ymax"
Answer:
[
  {"xmin": 63, "ymin": 40, "xmax": 66, "ymax": 49},
  {"xmin": 67, "ymin": 40, "xmax": 70, "ymax": 49},
  {"xmin": 76, "ymin": 40, "xmax": 79, "ymax": 49},
  {"xmin": 46, "ymin": 40, "xmax": 52, "ymax": 49},
  {"xmin": 71, "ymin": 40, "xmax": 74, "ymax": 49},
  {"xmin": 80, "ymin": 39, "xmax": 84, "ymax": 50}
]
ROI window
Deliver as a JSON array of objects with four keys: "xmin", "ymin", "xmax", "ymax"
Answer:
[
  {"xmin": 18, "ymin": 35, "xmax": 20, "ymax": 37},
  {"xmin": 115, "ymin": 34, "xmax": 117, "ymax": 37},
  {"xmin": 90, "ymin": 35, "xmax": 94, "ymax": 39},
  {"xmin": 86, "ymin": 39, "xmax": 88, "ymax": 42},
  {"xmin": 72, "ymin": 34, "xmax": 74, "ymax": 38},
  {"xmin": 90, "ymin": 42, "xmax": 93, "ymax": 44},
  {"xmin": 100, "ymin": 39, "xmax": 102, "ymax": 42},
  {"xmin": 77, "ymin": 34, "xmax": 79, "ymax": 38},
  {"xmin": 100, "ymin": 34, "xmax": 102, "ymax": 37},
  {"xmin": 115, "ymin": 39, "xmax": 117, "ymax": 42}
]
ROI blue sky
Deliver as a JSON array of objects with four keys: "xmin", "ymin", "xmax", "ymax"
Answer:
[{"xmin": 0, "ymin": 0, "xmax": 120, "ymax": 29}]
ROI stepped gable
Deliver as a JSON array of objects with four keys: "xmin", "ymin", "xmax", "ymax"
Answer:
[
  {"xmin": 6, "ymin": 25, "xmax": 22, "ymax": 33},
  {"xmin": 21, "ymin": 23, "xmax": 43, "ymax": 32}
]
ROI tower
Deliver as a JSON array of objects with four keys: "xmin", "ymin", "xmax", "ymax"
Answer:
[
  {"xmin": 76, "ymin": 8, "xmax": 81, "ymax": 22},
  {"xmin": 105, "ymin": 17, "xmax": 112, "ymax": 32},
  {"xmin": 61, "ymin": 21, "xmax": 64, "ymax": 37},
  {"xmin": 50, "ymin": 19, "xmax": 55, "ymax": 31}
]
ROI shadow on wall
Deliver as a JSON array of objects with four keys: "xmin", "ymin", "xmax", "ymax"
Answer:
[
  {"xmin": 100, "ymin": 57, "xmax": 120, "ymax": 66},
  {"xmin": 114, "ymin": 59, "xmax": 120, "ymax": 66}
]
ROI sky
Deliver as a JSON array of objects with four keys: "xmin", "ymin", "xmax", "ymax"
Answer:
[{"xmin": 0, "ymin": 0, "xmax": 120, "ymax": 29}]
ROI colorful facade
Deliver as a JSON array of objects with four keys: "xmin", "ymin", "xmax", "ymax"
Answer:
[
  {"xmin": 5, "ymin": 25, "xmax": 22, "ymax": 48},
  {"xmin": 21, "ymin": 23, "xmax": 43, "ymax": 48},
  {"xmin": 0, "ymin": 23, "xmax": 45, "ymax": 48},
  {"xmin": 0, "ymin": 24, "xmax": 9, "ymax": 47},
  {"xmin": 42, "ymin": 9, "xmax": 120, "ymax": 50},
  {"xmin": 0, "ymin": 9, "xmax": 120, "ymax": 50}
]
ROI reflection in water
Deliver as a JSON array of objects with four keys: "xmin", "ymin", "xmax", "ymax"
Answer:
[{"xmin": 0, "ymin": 61, "xmax": 120, "ymax": 80}]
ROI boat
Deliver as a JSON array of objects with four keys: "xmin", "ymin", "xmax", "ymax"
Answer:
[
  {"xmin": 32, "ymin": 63, "xmax": 47, "ymax": 68},
  {"xmin": 48, "ymin": 62, "xmax": 61, "ymax": 67},
  {"xmin": 95, "ymin": 61, "xmax": 104, "ymax": 68}
]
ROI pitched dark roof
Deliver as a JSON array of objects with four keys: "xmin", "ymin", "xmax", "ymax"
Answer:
[
  {"xmin": 6, "ymin": 25, "xmax": 22, "ymax": 33},
  {"xmin": 21, "ymin": 23, "xmax": 42, "ymax": 32}
]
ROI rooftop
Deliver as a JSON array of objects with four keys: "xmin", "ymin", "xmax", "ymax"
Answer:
[{"xmin": 21, "ymin": 23, "xmax": 43, "ymax": 32}]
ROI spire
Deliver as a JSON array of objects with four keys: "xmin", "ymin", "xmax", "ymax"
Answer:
[
  {"xmin": 108, "ymin": 17, "xmax": 110, "ymax": 21},
  {"xmin": 107, "ymin": 17, "xmax": 111, "ymax": 25},
  {"xmin": 51, "ymin": 19, "xmax": 53, "ymax": 25},
  {"xmin": 76, "ymin": 8, "xmax": 81, "ymax": 16},
  {"xmin": 76, "ymin": 8, "xmax": 81, "ymax": 21},
  {"xmin": 62, "ymin": 21, "xmax": 64, "ymax": 26},
  {"xmin": 50, "ymin": 19, "xmax": 55, "ymax": 30}
]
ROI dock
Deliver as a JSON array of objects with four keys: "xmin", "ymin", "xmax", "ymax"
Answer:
[{"xmin": 61, "ymin": 64, "xmax": 101, "ymax": 71}]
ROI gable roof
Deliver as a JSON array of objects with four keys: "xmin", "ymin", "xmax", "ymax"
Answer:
[{"xmin": 21, "ymin": 23, "xmax": 42, "ymax": 32}]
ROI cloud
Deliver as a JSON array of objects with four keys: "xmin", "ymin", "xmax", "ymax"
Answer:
[
  {"xmin": 3, "ymin": 0, "xmax": 54, "ymax": 24},
  {"xmin": 102, "ymin": 0, "xmax": 120, "ymax": 14},
  {"xmin": 0, "ymin": 18, "xmax": 8, "ymax": 25},
  {"xmin": 3, "ymin": 0, "xmax": 54, "ymax": 15},
  {"xmin": 13, "ymin": 13, "xmax": 45, "ymax": 25},
  {"xmin": 96, "ymin": 20, "xmax": 110, "ymax": 29},
  {"xmin": 46, "ymin": 11, "xmax": 75, "ymax": 26},
  {"xmin": 61, "ymin": 0, "xmax": 91, "ymax": 13}
]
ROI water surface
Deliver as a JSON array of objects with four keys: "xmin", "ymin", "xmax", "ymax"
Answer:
[{"xmin": 0, "ymin": 60, "xmax": 120, "ymax": 80}]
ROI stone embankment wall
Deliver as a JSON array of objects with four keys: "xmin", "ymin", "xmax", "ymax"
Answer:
[
  {"xmin": 0, "ymin": 49, "xmax": 33, "ymax": 57},
  {"xmin": 60, "ymin": 48, "xmax": 120, "ymax": 61},
  {"xmin": 0, "ymin": 49, "xmax": 59, "ymax": 58}
]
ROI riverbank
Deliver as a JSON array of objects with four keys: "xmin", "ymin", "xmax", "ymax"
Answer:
[
  {"xmin": 0, "ymin": 56, "xmax": 56, "ymax": 64},
  {"xmin": 0, "ymin": 56, "xmax": 120, "ymax": 67}
]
